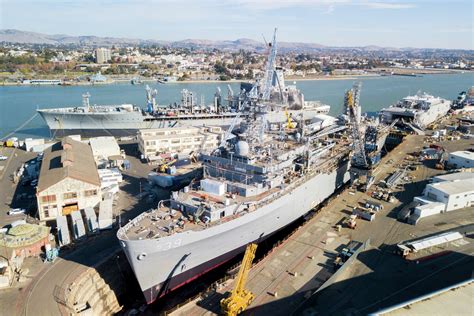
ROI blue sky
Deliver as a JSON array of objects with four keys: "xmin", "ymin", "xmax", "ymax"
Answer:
[{"xmin": 0, "ymin": 0, "xmax": 472, "ymax": 49}]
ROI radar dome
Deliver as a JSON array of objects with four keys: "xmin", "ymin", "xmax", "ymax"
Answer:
[{"xmin": 235, "ymin": 140, "xmax": 250, "ymax": 156}]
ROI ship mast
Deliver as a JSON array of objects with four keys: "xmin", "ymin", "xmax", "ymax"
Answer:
[
  {"xmin": 82, "ymin": 92, "xmax": 91, "ymax": 112},
  {"xmin": 261, "ymin": 28, "xmax": 278, "ymax": 101}
]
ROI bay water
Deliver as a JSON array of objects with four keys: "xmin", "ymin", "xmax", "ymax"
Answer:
[{"xmin": 0, "ymin": 73, "xmax": 472, "ymax": 139}]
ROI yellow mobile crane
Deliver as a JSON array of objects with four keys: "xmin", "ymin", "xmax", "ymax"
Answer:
[
  {"xmin": 285, "ymin": 110, "xmax": 296, "ymax": 129},
  {"xmin": 157, "ymin": 159, "xmax": 176, "ymax": 173},
  {"xmin": 220, "ymin": 243, "xmax": 258, "ymax": 316}
]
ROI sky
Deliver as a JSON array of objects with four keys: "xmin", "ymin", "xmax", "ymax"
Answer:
[{"xmin": 0, "ymin": 0, "xmax": 472, "ymax": 49}]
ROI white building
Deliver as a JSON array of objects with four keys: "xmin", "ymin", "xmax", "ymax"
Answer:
[
  {"xmin": 412, "ymin": 171, "xmax": 474, "ymax": 222},
  {"xmin": 36, "ymin": 137, "xmax": 101, "ymax": 221},
  {"xmin": 89, "ymin": 136, "xmax": 123, "ymax": 167},
  {"xmin": 447, "ymin": 151, "xmax": 474, "ymax": 169},
  {"xmin": 98, "ymin": 168, "xmax": 123, "ymax": 189},
  {"xmin": 138, "ymin": 126, "xmax": 223, "ymax": 161},
  {"xmin": 95, "ymin": 48, "xmax": 111, "ymax": 64}
]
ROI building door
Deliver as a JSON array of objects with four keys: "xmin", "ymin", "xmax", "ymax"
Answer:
[{"xmin": 62, "ymin": 203, "xmax": 78, "ymax": 215}]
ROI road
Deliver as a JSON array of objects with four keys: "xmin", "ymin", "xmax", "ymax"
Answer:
[{"xmin": 0, "ymin": 146, "xmax": 37, "ymax": 226}]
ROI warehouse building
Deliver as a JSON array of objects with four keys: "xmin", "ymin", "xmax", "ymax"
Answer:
[
  {"xmin": 36, "ymin": 137, "xmax": 101, "ymax": 221},
  {"xmin": 89, "ymin": 136, "xmax": 124, "ymax": 168},
  {"xmin": 410, "ymin": 171, "xmax": 474, "ymax": 223},
  {"xmin": 446, "ymin": 150, "xmax": 474, "ymax": 169},
  {"xmin": 138, "ymin": 126, "xmax": 223, "ymax": 161}
]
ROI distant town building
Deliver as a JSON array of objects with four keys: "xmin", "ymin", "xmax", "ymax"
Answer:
[
  {"xmin": 138, "ymin": 126, "xmax": 223, "ymax": 161},
  {"xmin": 36, "ymin": 137, "xmax": 101, "ymax": 221},
  {"xmin": 95, "ymin": 48, "xmax": 111, "ymax": 64}
]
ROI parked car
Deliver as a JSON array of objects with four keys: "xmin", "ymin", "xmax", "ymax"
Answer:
[
  {"xmin": 30, "ymin": 179, "xmax": 38, "ymax": 187},
  {"xmin": 0, "ymin": 155, "xmax": 7, "ymax": 161},
  {"xmin": 8, "ymin": 208, "xmax": 26, "ymax": 215}
]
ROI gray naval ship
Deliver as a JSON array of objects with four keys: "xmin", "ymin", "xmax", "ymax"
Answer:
[
  {"xmin": 37, "ymin": 31, "xmax": 329, "ymax": 138},
  {"xmin": 117, "ymin": 91, "xmax": 353, "ymax": 304},
  {"xmin": 379, "ymin": 92, "xmax": 451, "ymax": 130}
]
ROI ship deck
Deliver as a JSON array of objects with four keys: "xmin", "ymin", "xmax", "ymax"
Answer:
[{"xmin": 119, "ymin": 185, "xmax": 282, "ymax": 241}]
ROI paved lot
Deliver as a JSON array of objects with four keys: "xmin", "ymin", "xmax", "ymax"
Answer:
[{"xmin": 0, "ymin": 147, "xmax": 37, "ymax": 227}]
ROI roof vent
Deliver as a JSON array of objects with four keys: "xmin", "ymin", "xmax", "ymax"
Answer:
[
  {"xmin": 61, "ymin": 150, "xmax": 74, "ymax": 167},
  {"xmin": 61, "ymin": 137, "xmax": 74, "ymax": 150}
]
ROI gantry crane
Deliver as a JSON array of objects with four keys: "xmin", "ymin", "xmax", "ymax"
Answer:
[
  {"xmin": 220, "ymin": 243, "xmax": 258, "ymax": 316},
  {"xmin": 345, "ymin": 83, "xmax": 374, "ymax": 191},
  {"xmin": 346, "ymin": 82, "xmax": 368, "ymax": 169}
]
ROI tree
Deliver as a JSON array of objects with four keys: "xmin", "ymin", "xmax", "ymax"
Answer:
[{"xmin": 219, "ymin": 75, "xmax": 230, "ymax": 81}]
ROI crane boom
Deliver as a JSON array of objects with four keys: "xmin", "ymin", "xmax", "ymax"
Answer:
[
  {"xmin": 261, "ymin": 28, "xmax": 277, "ymax": 101},
  {"xmin": 346, "ymin": 82, "xmax": 368, "ymax": 168},
  {"xmin": 221, "ymin": 243, "xmax": 258, "ymax": 315}
]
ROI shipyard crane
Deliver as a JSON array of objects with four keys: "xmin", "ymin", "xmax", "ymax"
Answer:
[
  {"xmin": 346, "ymin": 82, "xmax": 368, "ymax": 169},
  {"xmin": 261, "ymin": 28, "xmax": 278, "ymax": 101},
  {"xmin": 346, "ymin": 83, "xmax": 374, "ymax": 190},
  {"xmin": 221, "ymin": 243, "xmax": 258, "ymax": 316}
]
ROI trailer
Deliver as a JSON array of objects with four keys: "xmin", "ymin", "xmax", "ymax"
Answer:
[
  {"xmin": 352, "ymin": 207, "xmax": 376, "ymax": 221},
  {"xmin": 56, "ymin": 215, "xmax": 71, "ymax": 247},
  {"xmin": 70, "ymin": 210, "xmax": 86, "ymax": 240},
  {"xmin": 83, "ymin": 207, "xmax": 99, "ymax": 234}
]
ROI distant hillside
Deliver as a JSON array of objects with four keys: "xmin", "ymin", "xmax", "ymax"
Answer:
[
  {"xmin": 0, "ymin": 29, "xmax": 167, "ymax": 46},
  {"xmin": 0, "ymin": 29, "xmax": 327, "ymax": 52},
  {"xmin": 1, "ymin": 29, "xmax": 469, "ymax": 54}
]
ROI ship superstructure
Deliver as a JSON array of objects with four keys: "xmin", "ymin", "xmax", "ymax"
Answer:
[
  {"xmin": 379, "ymin": 92, "xmax": 451, "ymax": 129},
  {"xmin": 117, "ymin": 95, "xmax": 352, "ymax": 304}
]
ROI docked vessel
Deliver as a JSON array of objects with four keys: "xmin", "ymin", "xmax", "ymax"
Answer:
[
  {"xmin": 37, "ymin": 31, "xmax": 329, "ymax": 138},
  {"xmin": 379, "ymin": 92, "xmax": 451, "ymax": 129},
  {"xmin": 37, "ymin": 87, "xmax": 329, "ymax": 138},
  {"xmin": 117, "ymin": 95, "xmax": 352, "ymax": 304}
]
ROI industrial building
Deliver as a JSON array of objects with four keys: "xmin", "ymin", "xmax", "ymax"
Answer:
[
  {"xmin": 89, "ymin": 136, "xmax": 124, "ymax": 168},
  {"xmin": 36, "ymin": 137, "xmax": 102, "ymax": 221},
  {"xmin": 138, "ymin": 126, "xmax": 224, "ymax": 161},
  {"xmin": 411, "ymin": 171, "xmax": 474, "ymax": 223},
  {"xmin": 446, "ymin": 150, "xmax": 474, "ymax": 169}
]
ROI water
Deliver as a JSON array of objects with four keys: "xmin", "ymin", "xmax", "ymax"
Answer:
[{"xmin": 0, "ymin": 73, "xmax": 472, "ymax": 139}]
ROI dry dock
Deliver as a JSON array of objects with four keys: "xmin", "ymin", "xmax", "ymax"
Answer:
[{"xmin": 169, "ymin": 134, "xmax": 474, "ymax": 316}]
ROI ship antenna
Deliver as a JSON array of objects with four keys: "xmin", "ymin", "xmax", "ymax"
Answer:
[{"xmin": 82, "ymin": 92, "xmax": 91, "ymax": 110}]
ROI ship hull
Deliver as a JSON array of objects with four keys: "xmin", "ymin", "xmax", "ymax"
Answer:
[
  {"xmin": 379, "ymin": 101, "xmax": 451, "ymax": 129},
  {"xmin": 38, "ymin": 109, "xmax": 327, "ymax": 138},
  {"xmin": 118, "ymin": 158, "xmax": 350, "ymax": 304}
]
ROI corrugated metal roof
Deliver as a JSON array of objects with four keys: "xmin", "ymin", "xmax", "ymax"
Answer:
[
  {"xmin": 409, "ymin": 232, "xmax": 463, "ymax": 251},
  {"xmin": 37, "ymin": 137, "xmax": 100, "ymax": 192}
]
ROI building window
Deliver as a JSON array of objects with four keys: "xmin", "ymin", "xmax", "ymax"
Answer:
[
  {"xmin": 63, "ymin": 192, "xmax": 78, "ymax": 199},
  {"xmin": 44, "ymin": 209, "xmax": 49, "ymax": 218},
  {"xmin": 85, "ymin": 189, "xmax": 98, "ymax": 197},
  {"xmin": 41, "ymin": 195, "xmax": 56, "ymax": 203},
  {"xmin": 171, "ymin": 139, "xmax": 180, "ymax": 144}
]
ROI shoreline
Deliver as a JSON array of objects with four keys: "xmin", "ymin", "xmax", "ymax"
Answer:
[{"xmin": 1, "ymin": 70, "xmax": 471, "ymax": 87}]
